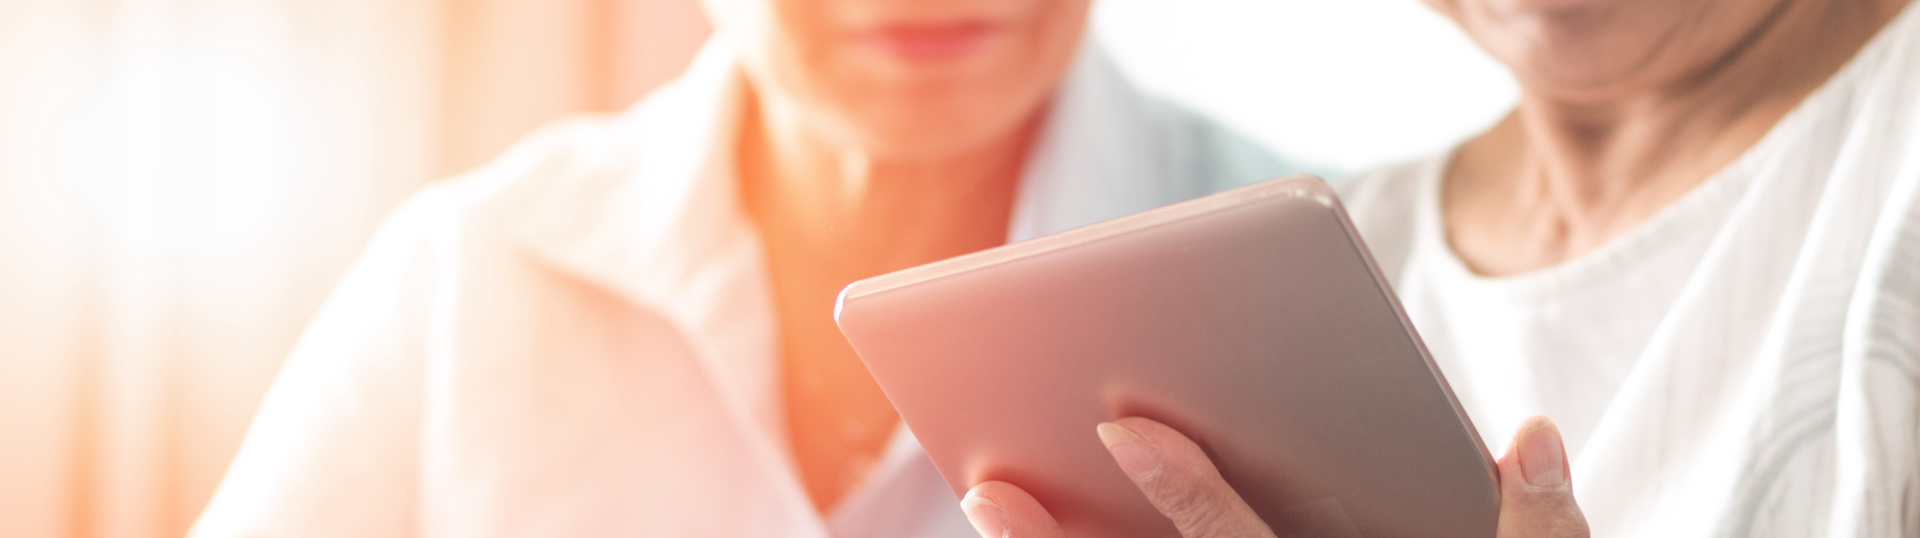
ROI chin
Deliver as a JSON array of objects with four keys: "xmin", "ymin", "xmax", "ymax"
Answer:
[
  {"xmin": 1463, "ymin": 4, "xmax": 1680, "ymax": 99},
  {"xmin": 1449, "ymin": 0, "xmax": 1759, "ymax": 101}
]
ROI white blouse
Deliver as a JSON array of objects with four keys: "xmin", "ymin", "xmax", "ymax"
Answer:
[
  {"xmin": 1338, "ymin": 3, "xmax": 1920, "ymax": 537},
  {"xmin": 188, "ymin": 31, "xmax": 1294, "ymax": 538}
]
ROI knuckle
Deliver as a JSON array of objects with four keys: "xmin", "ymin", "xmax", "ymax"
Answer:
[
  {"xmin": 1150, "ymin": 481, "xmax": 1208, "ymax": 519},
  {"xmin": 1148, "ymin": 478, "xmax": 1240, "ymax": 536},
  {"xmin": 1171, "ymin": 502, "xmax": 1244, "ymax": 538}
]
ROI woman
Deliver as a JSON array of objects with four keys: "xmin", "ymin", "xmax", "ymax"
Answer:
[
  {"xmin": 188, "ymin": 0, "xmax": 1296, "ymax": 536},
  {"xmin": 969, "ymin": 0, "xmax": 1920, "ymax": 537}
]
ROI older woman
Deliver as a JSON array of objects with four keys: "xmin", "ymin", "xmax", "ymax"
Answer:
[
  {"xmin": 188, "ymin": 0, "xmax": 1294, "ymax": 536},
  {"xmin": 969, "ymin": 0, "xmax": 1920, "ymax": 537}
]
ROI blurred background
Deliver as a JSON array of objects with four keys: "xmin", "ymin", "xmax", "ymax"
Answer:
[{"xmin": 0, "ymin": 0, "xmax": 1513, "ymax": 536}]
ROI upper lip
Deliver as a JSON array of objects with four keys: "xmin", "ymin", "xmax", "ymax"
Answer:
[{"xmin": 864, "ymin": 19, "xmax": 1002, "ymax": 39}]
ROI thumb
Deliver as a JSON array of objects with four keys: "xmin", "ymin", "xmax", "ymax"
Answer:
[{"xmin": 1496, "ymin": 417, "xmax": 1590, "ymax": 538}]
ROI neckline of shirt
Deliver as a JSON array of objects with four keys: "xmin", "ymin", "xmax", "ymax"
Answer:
[
  {"xmin": 1409, "ymin": 150, "xmax": 1753, "ymax": 302},
  {"xmin": 1402, "ymin": 13, "xmax": 1905, "ymax": 302},
  {"xmin": 1407, "ymin": 0, "xmax": 1920, "ymax": 301}
]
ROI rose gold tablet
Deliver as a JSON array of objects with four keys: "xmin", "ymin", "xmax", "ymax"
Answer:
[{"xmin": 835, "ymin": 174, "xmax": 1498, "ymax": 538}]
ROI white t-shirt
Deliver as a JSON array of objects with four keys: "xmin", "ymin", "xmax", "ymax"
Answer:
[
  {"xmin": 1338, "ymin": 2, "xmax": 1920, "ymax": 537},
  {"xmin": 1388, "ymin": 152, "xmax": 1752, "ymax": 461}
]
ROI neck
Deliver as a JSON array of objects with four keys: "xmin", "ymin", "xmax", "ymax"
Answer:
[
  {"xmin": 737, "ymin": 79, "xmax": 1043, "ymax": 513},
  {"xmin": 738, "ymin": 87, "xmax": 1038, "ymax": 267},
  {"xmin": 1445, "ymin": 0, "xmax": 1904, "ymax": 274}
]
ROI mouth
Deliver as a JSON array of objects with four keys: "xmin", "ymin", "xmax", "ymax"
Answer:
[{"xmin": 856, "ymin": 20, "xmax": 1008, "ymax": 61}]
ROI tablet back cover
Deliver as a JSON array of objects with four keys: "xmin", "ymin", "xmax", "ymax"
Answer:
[{"xmin": 836, "ymin": 175, "xmax": 1498, "ymax": 538}]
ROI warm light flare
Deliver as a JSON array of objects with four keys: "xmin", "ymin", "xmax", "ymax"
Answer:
[
  {"xmin": 0, "ymin": 1, "xmax": 1514, "ymax": 537},
  {"xmin": 64, "ymin": 54, "xmax": 298, "ymax": 260}
]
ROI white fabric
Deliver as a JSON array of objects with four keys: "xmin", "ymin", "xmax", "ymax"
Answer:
[
  {"xmin": 188, "ymin": 31, "xmax": 1292, "ymax": 538},
  {"xmin": 1389, "ymin": 147, "xmax": 1755, "ymax": 466},
  {"xmin": 1338, "ymin": 4, "xmax": 1920, "ymax": 537}
]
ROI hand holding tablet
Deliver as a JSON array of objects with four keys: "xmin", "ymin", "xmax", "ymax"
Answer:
[
  {"xmin": 835, "ymin": 175, "xmax": 1589, "ymax": 537},
  {"xmin": 964, "ymin": 416, "xmax": 1588, "ymax": 538}
]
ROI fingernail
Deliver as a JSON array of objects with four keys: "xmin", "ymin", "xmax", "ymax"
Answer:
[
  {"xmin": 1519, "ymin": 419, "xmax": 1567, "ymax": 488},
  {"xmin": 961, "ymin": 490, "xmax": 1008, "ymax": 538},
  {"xmin": 1097, "ymin": 421, "xmax": 1161, "ymax": 479}
]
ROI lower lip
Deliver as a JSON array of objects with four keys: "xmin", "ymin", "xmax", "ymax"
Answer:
[{"xmin": 859, "ymin": 22, "xmax": 1006, "ymax": 61}]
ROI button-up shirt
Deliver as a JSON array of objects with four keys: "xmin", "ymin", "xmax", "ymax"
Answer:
[{"xmin": 191, "ymin": 31, "xmax": 1295, "ymax": 538}]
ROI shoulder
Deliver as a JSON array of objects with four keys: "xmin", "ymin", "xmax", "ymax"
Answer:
[
  {"xmin": 390, "ymin": 118, "xmax": 622, "ymax": 234},
  {"xmin": 1048, "ymin": 42, "xmax": 1308, "ymax": 196},
  {"xmin": 1336, "ymin": 157, "xmax": 1433, "ymax": 221},
  {"xmin": 381, "ymin": 74, "xmax": 711, "ymax": 259},
  {"xmin": 1333, "ymin": 155, "xmax": 1446, "ymax": 277},
  {"xmin": 1143, "ymin": 97, "xmax": 1315, "ymax": 193},
  {"xmin": 298, "ymin": 114, "xmax": 637, "ymax": 340},
  {"xmin": 1008, "ymin": 45, "xmax": 1310, "ymax": 235}
]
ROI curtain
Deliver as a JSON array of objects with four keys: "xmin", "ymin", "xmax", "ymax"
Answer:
[{"xmin": 0, "ymin": 1, "xmax": 709, "ymax": 536}]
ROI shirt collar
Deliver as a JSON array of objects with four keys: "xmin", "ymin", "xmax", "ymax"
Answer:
[
  {"xmin": 517, "ymin": 31, "xmax": 1170, "ymax": 306},
  {"xmin": 511, "ymin": 31, "xmax": 1171, "ymax": 449},
  {"xmin": 514, "ymin": 32, "xmax": 789, "ymax": 444}
]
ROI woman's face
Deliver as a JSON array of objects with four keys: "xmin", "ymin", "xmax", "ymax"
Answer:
[
  {"xmin": 705, "ymin": 0, "xmax": 1091, "ymax": 160},
  {"xmin": 1423, "ymin": 0, "xmax": 1791, "ymax": 102}
]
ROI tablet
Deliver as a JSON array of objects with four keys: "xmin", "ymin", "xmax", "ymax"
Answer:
[{"xmin": 834, "ymin": 174, "xmax": 1498, "ymax": 538}]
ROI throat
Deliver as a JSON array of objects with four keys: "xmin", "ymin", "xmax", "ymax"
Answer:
[
  {"xmin": 735, "ymin": 88, "xmax": 1036, "ymax": 512},
  {"xmin": 782, "ymin": 326, "xmax": 901, "ymax": 513},
  {"xmin": 1440, "ymin": 99, "xmax": 1768, "ymax": 276}
]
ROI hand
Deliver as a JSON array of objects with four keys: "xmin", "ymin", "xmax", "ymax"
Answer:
[{"xmin": 959, "ymin": 416, "xmax": 1589, "ymax": 538}]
